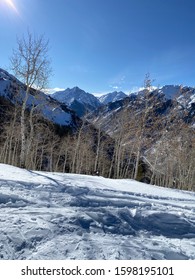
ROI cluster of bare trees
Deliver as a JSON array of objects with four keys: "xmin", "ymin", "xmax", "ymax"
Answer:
[
  {"xmin": 10, "ymin": 31, "xmax": 52, "ymax": 168},
  {"xmin": 147, "ymin": 115, "xmax": 195, "ymax": 190},
  {"xmin": 96, "ymin": 75, "xmax": 195, "ymax": 191},
  {"xmin": 99, "ymin": 74, "xmax": 158, "ymax": 181},
  {"xmin": 0, "ymin": 103, "xmax": 112, "ymax": 176}
]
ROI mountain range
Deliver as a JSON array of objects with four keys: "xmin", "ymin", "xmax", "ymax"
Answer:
[
  {"xmin": 49, "ymin": 85, "xmax": 195, "ymax": 118},
  {"xmin": 1, "ymin": 67, "xmax": 194, "ymax": 130},
  {"xmin": 87, "ymin": 85, "xmax": 195, "ymax": 138},
  {"xmin": 50, "ymin": 87, "xmax": 129, "ymax": 117}
]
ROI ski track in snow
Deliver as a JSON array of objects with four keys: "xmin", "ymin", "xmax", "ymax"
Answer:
[{"xmin": 0, "ymin": 164, "xmax": 195, "ymax": 260}]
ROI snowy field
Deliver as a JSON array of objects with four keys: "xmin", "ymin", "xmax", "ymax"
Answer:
[{"xmin": 0, "ymin": 163, "xmax": 194, "ymax": 260}]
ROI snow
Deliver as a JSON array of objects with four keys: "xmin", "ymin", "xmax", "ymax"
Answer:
[
  {"xmin": 177, "ymin": 90, "xmax": 195, "ymax": 109},
  {"xmin": 0, "ymin": 163, "xmax": 194, "ymax": 260},
  {"xmin": 159, "ymin": 85, "xmax": 182, "ymax": 99},
  {"xmin": 98, "ymin": 91, "xmax": 127, "ymax": 105}
]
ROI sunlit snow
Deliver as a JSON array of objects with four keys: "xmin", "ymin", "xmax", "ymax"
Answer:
[{"xmin": 0, "ymin": 164, "xmax": 194, "ymax": 260}]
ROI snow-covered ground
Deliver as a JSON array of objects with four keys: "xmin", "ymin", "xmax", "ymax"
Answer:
[{"xmin": 0, "ymin": 164, "xmax": 194, "ymax": 260}]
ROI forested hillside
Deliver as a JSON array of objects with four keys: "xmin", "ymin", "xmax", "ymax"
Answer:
[
  {"xmin": 0, "ymin": 69, "xmax": 194, "ymax": 190},
  {"xmin": 87, "ymin": 82, "xmax": 195, "ymax": 190}
]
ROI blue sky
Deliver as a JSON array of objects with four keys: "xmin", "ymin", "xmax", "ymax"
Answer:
[{"xmin": 1, "ymin": 0, "xmax": 195, "ymax": 94}]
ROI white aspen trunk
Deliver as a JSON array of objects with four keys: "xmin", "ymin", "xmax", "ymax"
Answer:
[
  {"xmin": 134, "ymin": 148, "xmax": 141, "ymax": 180},
  {"xmin": 20, "ymin": 87, "xmax": 29, "ymax": 168},
  {"xmin": 94, "ymin": 128, "xmax": 101, "ymax": 172}
]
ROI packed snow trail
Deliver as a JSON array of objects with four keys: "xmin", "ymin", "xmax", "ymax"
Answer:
[{"xmin": 0, "ymin": 164, "xmax": 194, "ymax": 260}]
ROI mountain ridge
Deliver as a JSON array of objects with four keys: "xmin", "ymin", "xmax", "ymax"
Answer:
[{"xmin": 0, "ymin": 68, "xmax": 80, "ymax": 128}]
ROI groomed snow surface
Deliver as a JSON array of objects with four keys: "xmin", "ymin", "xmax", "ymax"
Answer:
[{"xmin": 0, "ymin": 164, "xmax": 194, "ymax": 260}]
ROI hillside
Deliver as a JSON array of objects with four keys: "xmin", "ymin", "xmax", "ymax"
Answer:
[
  {"xmin": 0, "ymin": 164, "xmax": 195, "ymax": 260},
  {"xmin": 0, "ymin": 68, "xmax": 79, "ymax": 128},
  {"xmin": 87, "ymin": 88, "xmax": 195, "ymax": 190}
]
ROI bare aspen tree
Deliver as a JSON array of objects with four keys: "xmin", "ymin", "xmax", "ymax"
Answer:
[
  {"xmin": 133, "ymin": 73, "xmax": 153, "ymax": 180},
  {"xmin": 10, "ymin": 31, "xmax": 52, "ymax": 168},
  {"xmin": 71, "ymin": 122, "xmax": 85, "ymax": 173},
  {"xmin": 94, "ymin": 127, "xmax": 101, "ymax": 172}
]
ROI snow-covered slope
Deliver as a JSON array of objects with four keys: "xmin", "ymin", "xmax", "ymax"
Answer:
[
  {"xmin": 0, "ymin": 68, "xmax": 77, "ymax": 127},
  {"xmin": 0, "ymin": 164, "xmax": 194, "ymax": 260},
  {"xmin": 98, "ymin": 91, "xmax": 127, "ymax": 105},
  {"xmin": 159, "ymin": 85, "xmax": 195, "ymax": 118},
  {"xmin": 159, "ymin": 85, "xmax": 182, "ymax": 99},
  {"xmin": 130, "ymin": 85, "xmax": 181, "ymax": 99},
  {"xmin": 51, "ymin": 87, "xmax": 101, "ymax": 116},
  {"xmin": 177, "ymin": 87, "xmax": 195, "ymax": 109},
  {"xmin": 131, "ymin": 84, "xmax": 195, "ymax": 107}
]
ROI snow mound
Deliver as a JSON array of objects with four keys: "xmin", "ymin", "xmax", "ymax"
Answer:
[{"xmin": 0, "ymin": 164, "xmax": 195, "ymax": 260}]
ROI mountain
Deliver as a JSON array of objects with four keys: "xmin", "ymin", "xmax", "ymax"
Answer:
[
  {"xmin": 98, "ymin": 91, "xmax": 127, "ymax": 105},
  {"xmin": 51, "ymin": 87, "xmax": 101, "ymax": 117},
  {"xmin": 88, "ymin": 85, "xmax": 195, "ymax": 134},
  {"xmin": 130, "ymin": 84, "xmax": 195, "ymax": 107},
  {"xmin": 130, "ymin": 85, "xmax": 182, "ymax": 99},
  {"xmin": 0, "ymin": 68, "xmax": 80, "ymax": 128},
  {"xmin": 158, "ymin": 85, "xmax": 182, "ymax": 99},
  {"xmin": 0, "ymin": 163, "xmax": 194, "ymax": 260}
]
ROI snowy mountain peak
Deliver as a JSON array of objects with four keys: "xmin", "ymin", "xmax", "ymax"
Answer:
[
  {"xmin": 51, "ymin": 87, "xmax": 101, "ymax": 117},
  {"xmin": 159, "ymin": 85, "xmax": 183, "ymax": 99},
  {"xmin": 52, "ymin": 86, "xmax": 101, "ymax": 106},
  {"xmin": 99, "ymin": 91, "xmax": 127, "ymax": 105}
]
